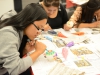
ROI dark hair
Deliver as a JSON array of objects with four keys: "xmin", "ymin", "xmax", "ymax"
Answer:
[
  {"xmin": 80, "ymin": 0, "xmax": 100, "ymax": 23},
  {"xmin": 39, "ymin": 0, "xmax": 43, "ymax": 2},
  {"xmin": 43, "ymin": 0, "xmax": 60, "ymax": 7},
  {"xmin": 0, "ymin": 3, "xmax": 48, "ymax": 30}
]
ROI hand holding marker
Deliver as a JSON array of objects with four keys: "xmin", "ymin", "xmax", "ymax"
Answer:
[{"xmin": 26, "ymin": 39, "xmax": 37, "ymax": 55}]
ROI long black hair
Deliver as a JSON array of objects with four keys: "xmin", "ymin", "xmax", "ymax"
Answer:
[
  {"xmin": 0, "ymin": 3, "xmax": 48, "ymax": 58},
  {"xmin": 0, "ymin": 3, "xmax": 48, "ymax": 30},
  {"xmin": 80, "ymin": 0, "xmax": 100, "ymax": 23}
]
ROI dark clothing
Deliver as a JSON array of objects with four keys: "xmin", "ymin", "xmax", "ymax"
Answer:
[
  {"xmin": 19, "ymin": 35, "xmax": 28, "ymax": 58},
  {"xmin": 19, "ymin": 35, "xmax": 32, "ymax": 75},
  {"xmin": 47, "ymin": 4, "xmax": 68, "ymax": 29},
  {"xmin": 19, "ymin": 68, "xmax": 31, "ymax": 75},
  {"xmin": 0, "ymin": 64, "xmax": 9, "ymax": 75},
  {"xmin": 0, "ymin": 26, "xmax": 33, "ymax": 75}
]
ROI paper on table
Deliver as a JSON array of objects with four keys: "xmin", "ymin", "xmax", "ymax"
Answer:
[
  {"xmin": 38, "ymin": 40, "xmax": 57, "ymax": 50},
  {"xmin": 48, "ymin": 62, "xmax": 85, "ymax": 75},
  {"xmin": 31, "ymin": 40, "xmax": 58, "ymax": 75},
  {"xmin": 31, "ymin": 28, "xmax": 100, "ymax": 75},
  {"xmin": 31, "ymin": 54, "xmax": 58, "ymax": 75}
]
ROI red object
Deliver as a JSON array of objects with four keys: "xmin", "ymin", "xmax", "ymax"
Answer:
[
  {"xmin": 66, "ymin": 0, "xmax": 76, "ymax": 8},
  {"xmin": 57, "ymin": 32, "xmax": 67, "ymax": 38},
  {"xmin": 72, "ymin": 32, "xmax": 84, "ymax": 36}
]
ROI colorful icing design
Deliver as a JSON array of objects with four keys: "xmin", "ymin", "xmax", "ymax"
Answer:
[{"xmin": 45, "ymin": 50, "xmax": 57, "ymax": 61}]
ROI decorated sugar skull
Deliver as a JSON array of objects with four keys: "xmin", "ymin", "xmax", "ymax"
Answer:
[{"xmin": 44, "ymin": 50, "xmax": 57, "ymax": 61}]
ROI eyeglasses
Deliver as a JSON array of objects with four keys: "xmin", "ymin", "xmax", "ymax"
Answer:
[{"xmin": 33, "ymin": 23, "xmax": 44, "ymax": 32}]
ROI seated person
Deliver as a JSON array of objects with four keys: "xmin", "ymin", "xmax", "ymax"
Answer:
[
  {"xmin": 39, "ymin": 0, "xmax": 69, "ymax": 31},
  {"xmin": 0, "ymin": 3, "xmax": 47, "ymax": 75},
  {"xmin": 66, "ymin": 0, "xmax": 100, "ymax": 30}
]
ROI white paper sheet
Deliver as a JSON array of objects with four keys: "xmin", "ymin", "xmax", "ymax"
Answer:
[{"xmin": 31, "ymin": 28, "xmax": 100, "ymax": 75}]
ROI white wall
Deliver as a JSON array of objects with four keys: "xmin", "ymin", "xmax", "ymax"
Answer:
[
  {"xmin": 0, "ymin": 0, "xmax": 14, "ymax": 16},
  {"xmin": 22, "ymin": 0, "xmax": 39, "ymax": 9}
]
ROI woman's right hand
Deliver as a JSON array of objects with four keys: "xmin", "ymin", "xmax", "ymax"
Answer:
[
  {"xmin": 34, "ymin": 41, "xmax": 46, "ymax": 54},
  {"xmin": 64, "ymin": 24, "xmax": 72, "ymax": 31},
  {"xmin": 29, "ymin": 41, "xmax": 46, "ymax": 62}
]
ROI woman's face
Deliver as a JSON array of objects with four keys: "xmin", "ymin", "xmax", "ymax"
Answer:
[
  {"xmin": 45, "ymin": 6, "xmax": 58, "ymax": 16},
  {"xmin": 24, "ymin": 19, "xmax": 47, "ymax": 41}
]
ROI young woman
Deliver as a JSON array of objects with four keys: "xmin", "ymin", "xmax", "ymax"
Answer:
[
  {"xmin": 0, "ymin": 3, "xmax": 48, "ymax": 75},
  {"xmin": 66, "ymin": 0, "xmax": 100, "ymax": 30},
  {"xmin": 39, "ymin": 0, "xmax": 69, "ymax": 31}
]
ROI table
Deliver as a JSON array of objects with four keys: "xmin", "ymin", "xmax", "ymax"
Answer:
[{"xmin": 31, "ymin": 28, "xmax": 100, "ymax": 75}]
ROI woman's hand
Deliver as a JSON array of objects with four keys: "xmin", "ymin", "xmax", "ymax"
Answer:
[
  {"xmin": 34, "ymin": 41, "xmax": 46, "ymax": 54},
  {"xmin": 64, "ymin": 24, "xmax": 72, "ymax": 31},
  {"xmin": 44, "ymin": 23, "xmax": 52, "ymax": 31},
  {"xmin": 23, "ymin": 41, "xmax": 35, "ymax": 55},
  {"xmin": 29, "ymin": 41, "xmax": 46, "ymax": 62}
]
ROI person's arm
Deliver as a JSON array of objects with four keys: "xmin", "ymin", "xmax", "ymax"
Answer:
[
  {"xmin": 25, "ymin": 40, "xmax": 46, "ymax": 62},
  {"xmin": 75, "ymin": 23, "xmax": 90, "ymax": 28},
  {"xmin": 77, "ymin": 21, "xmax": 100, "ymax": 28},
  {"xmin": 29, "ymin": 51, "xmax": 41, "ymax": 60},
  {"xmin": 0, "ymin": 27, "xmax": 33, "ymax": 75},
  {"xmin": 65, "ymin": 6, "xmax": 82, "ymax": 30}
]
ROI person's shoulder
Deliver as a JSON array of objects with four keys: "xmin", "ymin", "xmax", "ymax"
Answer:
[
  {"xmin": 59, "ymin": 4, "xmax": 65, "ymax": 9},
  {"xmin": 0, "ymin": 10, "xmax": 17, "ymax": 21},
  {"xmin": 0, "ymin": 26, "xmax": 18, "ymax": 36},
  {"xmin": 1, "ymin": 26, "xmax": 14, "ymax": 31}
]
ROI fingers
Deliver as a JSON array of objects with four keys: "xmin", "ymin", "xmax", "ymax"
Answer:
[
  {"xmin": 29, "ymin": 41, "xmax": 34, "ymax": 45},
  {"xmin": 27, "ymin": 39, "xmax": 36, "ymax": 46},
  {"xmin": 64, "ymin": 24, "xmax": 72, "ymax": 31}
]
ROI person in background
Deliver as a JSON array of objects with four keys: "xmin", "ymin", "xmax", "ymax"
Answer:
[
  {"xmin": 39, "ymin": 0, "xmax": 69, "ymax": 31},
  {"xmin": 0, "ymin": 3, "xmax": 48, "ymax": 75},
  {"xmin": 66, "ymin": 0, "xmax": 100, "ymax": 30}
]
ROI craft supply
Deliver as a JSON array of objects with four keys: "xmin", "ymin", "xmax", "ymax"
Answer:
[
  {"xmin": 44, "ymin": 35, "xmax": 53, "ymax": 41},
  {"xmin": 66, "ymin": 41, "xmax": 74, "ymax": 47},
  {"xmin": 72, "ymin": 32, "xmax": 84, "ymax": 36},
  {"xmin": 57, "ymin": 39, "xmax": 66, "ymax": 46},
  {"xmin": 62, "ymin": 47, "xmax": 68, "ymax": 60},
  {"xmin": 44, "ymin": 50, "xmax": 57, "ymax": 61},
  {"xmin": 48, "ymin": 30, "xmax": 57, "ymax": 35},
  {"xmin": 57, "ymin": 32, "xmax": 67, "ymax": 38}
]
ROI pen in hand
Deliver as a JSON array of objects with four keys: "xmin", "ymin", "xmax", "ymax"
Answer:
[
  {"xmin": 27, "ymin": 39, "xmax": 37, "ymax": 46},
  {"xmin": 26, "ymin": 39, "xmax": 37, "ymax": 55}
]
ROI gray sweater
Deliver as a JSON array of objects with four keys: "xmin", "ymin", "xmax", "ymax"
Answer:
[{"xmin": 0, "ymin": 26, "xmax": 33, "ymax": 75}]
